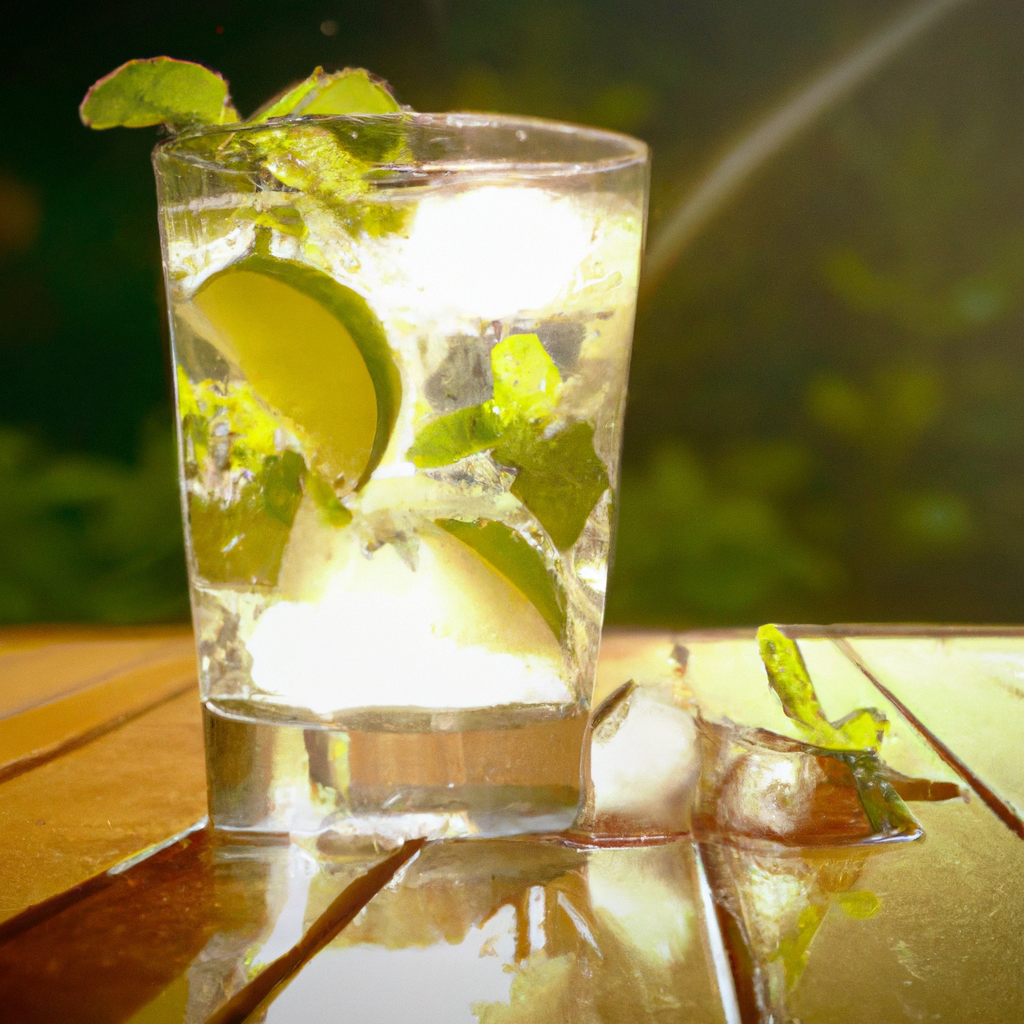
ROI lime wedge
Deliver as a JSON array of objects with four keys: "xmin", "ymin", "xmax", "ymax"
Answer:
[
  {"xmin": 437, "ymin": 519, "xmax": 566, "ymax": 640},
  {"xmin": 189, "ymin": 255, "xmax": 400, "ymax": 489}
]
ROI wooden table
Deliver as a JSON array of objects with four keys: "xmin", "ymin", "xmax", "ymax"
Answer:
[{"xmin": 1, "ymin": 625, "xmax": 1022, "ymax": 1023}]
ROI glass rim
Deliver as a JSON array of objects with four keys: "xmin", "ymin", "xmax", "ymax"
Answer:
[{"xmin": 155, "ymin": 110, "xmax": 649, "ymax": 177}]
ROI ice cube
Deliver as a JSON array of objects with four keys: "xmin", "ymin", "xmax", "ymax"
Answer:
[
  {"xmin": 397, "ymin": 187, "xmax": 595, "ymax": 320},
  {"xmin": 582, "ymin": 681, "xmax": 700, "ymax": 836}
]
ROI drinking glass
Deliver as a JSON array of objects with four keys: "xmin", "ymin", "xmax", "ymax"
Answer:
[{"xmin": 153, "ymin": 113, "xmax": 648, "ymax": 840}]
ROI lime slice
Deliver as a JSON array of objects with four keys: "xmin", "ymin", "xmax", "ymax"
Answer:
[
  {"xmin": 188, "ymin": 255, "xmax": 400, "ymax": 489},
  {"xmin": 437, "ymin": 519, "xmax": 566, "ymax": 640}
]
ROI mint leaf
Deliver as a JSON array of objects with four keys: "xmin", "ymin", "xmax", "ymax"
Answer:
[
  {"xmin": 491, "ymin": 333, "xmax": 562, "ymax": 425},
  {"xmin": 495, "ymin": 422, "xmax": 609, "ymax": 550},
  {"xmin": 407, "ymin": 334, "xmax": 609, "ymax": 548},
  {"xmin": 305, "ymin": 467, "xmax": 353, "ymax": 527},
  {"xmin": 438, "ymin": 519, "xmax": 566, "ymax": 639},
  {"xmin": 408, "ymin": 404, "xmax": 504, "ymax": 468},
  {"xmin": 252, "ymin": 67, "xmax": 401, "ymax": 121},
  {"xmin": 80, "ymin": 57, "xmax": 239, "ymax": 130},
  {"xmin": 757, "ymin": 624, "xmax": 889, "ymax": 751},
  {"xmin": 262, "ymin": 450, "xmax": 305, "ymax": 525},
  {"xmin": 189, "ymin": 484, "xmax": 291, "ymax": 587}
]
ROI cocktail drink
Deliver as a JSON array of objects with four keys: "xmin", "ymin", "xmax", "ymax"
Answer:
[{"xmin": 151, "ymin": 110, "xmax": 647, "ymax": 838}]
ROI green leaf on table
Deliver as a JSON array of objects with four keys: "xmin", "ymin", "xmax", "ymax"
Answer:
[
  {"xmin": 79, "ymin": 57, "xmax": 239, "ymax": 129},
  {"xmin": 757, "ymin": 624, "xmax": 889, "ymax": 751},
  {"xmin": 495, "ymin": 421, "xmax": 610, "ymax": 550},
  {"xmin": 438, "ymin": 518, "xmax": 566, "ymax": 639},
  {"xmin": 491, "ymin": 333, "xmax": 563, "ymax": 425},
  {"xmin": 408, "ymin": 404, "xmax": 504, "ymax": 468}
]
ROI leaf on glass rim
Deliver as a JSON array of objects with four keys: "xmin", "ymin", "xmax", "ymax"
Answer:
[
  {"xmin": 491, "ymin": 333, "xmax": 563, "ymax": 425},
  {"xmin": 438, "ymin": 518, "xmax": 566, "ymax": 639},
  {"xmin": 252, "ymin": 67, "xmax": 401, "ymax": 121},
  {"xmin": 79, "ymin": 57, "xmax": 239, "ymax": 130},
  {"xmin": 408, "ymin": 404, "xmax": 504, "ymax": 468},
  {"xmin": 495, "ymin": 421, "xmax": 610, "ymax": 550},
  {"xmin": 757, "ymin": 624, "xmax": 889, "ymax": 751}
]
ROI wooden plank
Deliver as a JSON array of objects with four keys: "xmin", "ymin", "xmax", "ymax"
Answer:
[
  {"xmin": 0, "ymin": 644, "xmax": 199, "ymax": 781},
  {"xmin": 0, "ymin": 623, "xmax": 191, "ymax": 657},
  {"xmin": 0, "ymin": 635, "xmax": 195, "ymax": 720},
  {"xmin": 0, "ymin": 691, "xmax": 207, "ymax": 926},
  {"xmin": 842, "ymin": 635, "xmax": 1024, "ymax": 833}
]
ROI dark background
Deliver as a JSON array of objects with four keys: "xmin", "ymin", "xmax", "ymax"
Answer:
[{"xmin": 2, "ymin": 0, "xmax": 1024, "ymax": 627}]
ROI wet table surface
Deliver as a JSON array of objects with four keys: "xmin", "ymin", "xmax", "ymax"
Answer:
[{"xmin": 1, "ymin": 624, "xmax": 1022, "ymax": 1023}]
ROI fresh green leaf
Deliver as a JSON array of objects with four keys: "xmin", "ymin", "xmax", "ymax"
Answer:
[
  {"xmin": 407, "ymin": 334, "xmax": 608, "ymax": 548},
  {"xmin": 408, "ymin": 404, "xmax": 504, "ymax": 468},
  {"xmin": 248, "ymin": 67, "xmax": 328, "ymax": 122},
  {"xmin": 438, "ymin": 518, "xmax": 566, "ymax": 638},
  {"xmin": 491, "ymin": 333, "xmax": 563, "ymax": 425},
  {"xmin": 495, "ymin": 421, "xmax": 610, "ymax": 550},
  {"xmin": 303, "ymin": 69, "xmax": 401, "ymax": 115},
  {"xmin": 79, "ymin": 57, "xmax": 239, "ymax": 130},
  {"xmin": 251, "ymin": 67, "xmax": 401, "ymax": 122},
  {"xmin": 757, "ymin": 624, "xmax": 888, "ymax": 751}
]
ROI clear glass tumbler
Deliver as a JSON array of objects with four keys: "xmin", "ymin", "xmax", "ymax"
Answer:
[{"xmin": 153, "ymin": 113, "xmax": 648, "ymax": 841}]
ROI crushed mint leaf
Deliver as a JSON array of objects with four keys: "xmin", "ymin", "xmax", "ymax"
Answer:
[
  {"xmin": 495, "ymin": 422, "xmax": 610, "ymax": 550},
  {"xmin": 408, "ymin": 334, "xmax": 609, "ymax": 549},
  {"xmin": 408, "ymin": 404, "xmax": 503, "ymax": 468},
  {"xmin": 261, "ymin": 450, "xmax": 305, "ymax": 526},
  {"xmin": 491, "ymin": 333, "xmax": 563, "ymax": 425}
]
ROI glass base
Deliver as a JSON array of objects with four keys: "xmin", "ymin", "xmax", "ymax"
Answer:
[{"xmin": 202, "ymin": 702, "xmax": 587, "ymax": 842}]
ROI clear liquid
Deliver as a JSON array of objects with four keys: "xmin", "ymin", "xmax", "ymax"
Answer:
[{"xmin": 204, "ymin": 700, "xmax": 589, "ymax": 840}]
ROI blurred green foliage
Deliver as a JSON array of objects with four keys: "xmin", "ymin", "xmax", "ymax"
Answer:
[
  {"xmin": 0, "ymin": 419, "xmax": 187, "ymax": 622},
  {"xmin": 3, "ymin": 0, "xmax": 1024, "ymax": 625}
]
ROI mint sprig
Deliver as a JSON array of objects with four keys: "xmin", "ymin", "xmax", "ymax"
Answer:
[
  {"xmin": 80, "ymin": 58, "xmax": 400, "ymax": 132},
  {"xmin": 757, "ymin": 624, "xmax": 889, "ymax": 752},
  {"xmin": 82, "ymin": 58, "xmax": 409, "ymax": 239},
  {"xmin": 408, "ymin": 334, "xmax": 610, "ymax": 550}
]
